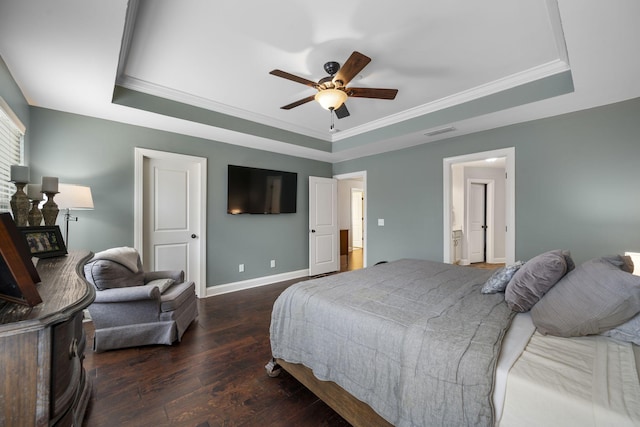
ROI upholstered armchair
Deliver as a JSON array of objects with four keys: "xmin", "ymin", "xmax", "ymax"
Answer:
[{"xmin": 83, "ymin": 247, "xmax": 198, "ymax": 352}]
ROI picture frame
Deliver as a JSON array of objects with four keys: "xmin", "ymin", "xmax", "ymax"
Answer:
[
  {"xmin": 0, "ymin": 213, "xmax": 42, "ymax": 306},
  {"xmin": 18, "ymin": 225, "xmax": 68, "ymax": 259}
]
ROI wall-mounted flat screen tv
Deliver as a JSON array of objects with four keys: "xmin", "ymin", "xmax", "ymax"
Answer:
[{"xmin": 227, "ymin": 165, "xmax": 297, "ymax": 214}]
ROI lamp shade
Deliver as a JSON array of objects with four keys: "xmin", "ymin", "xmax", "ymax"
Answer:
[
  {"xmin": 56, "ymin": 184, "xmax": 94, "ymax": 210},
  {"xmin": 314, "ymin": 89, "xmax": 348, "ymax": 110}
]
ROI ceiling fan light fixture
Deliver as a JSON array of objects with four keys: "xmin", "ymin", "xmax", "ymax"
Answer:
[{"xmin": 315, "ymin": 88, "xmax": 348, "ymax": 111}]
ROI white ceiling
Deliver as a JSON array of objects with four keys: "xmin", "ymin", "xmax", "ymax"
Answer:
[{"xmin": 0, "ymin": 0, "xmax": 639, "ymax": 163}]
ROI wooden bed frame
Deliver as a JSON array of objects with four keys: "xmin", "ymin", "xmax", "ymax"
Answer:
[{"xmin": 274, "ymin": 358, "xmax": 393, "ymax": 427}]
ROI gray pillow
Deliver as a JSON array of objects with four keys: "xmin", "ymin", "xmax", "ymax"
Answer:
[
  {"xmin": 84, "ymin": 258, "xmax": 145, "ymax": 290},
  {"xmin": 600, "ymin": 254, "xmax": 634, "ymax": 273},
  {"xmin": 531, "ymin": 256, "xmax": 640, "ymax": 337},
  {"xmin": 601, "ymin": 312, "xmax": 640, "ymax": 345},
  {"xmin": 505, "ymin": 250, "xmax": 568, "ymax": 312},
  {"xmin": 481, "ymin": 261, "xmax": 524, "ymax": 294},
  {"xmin": 561, "ymin": 249, "xmax": 576, "ymax": 273}
]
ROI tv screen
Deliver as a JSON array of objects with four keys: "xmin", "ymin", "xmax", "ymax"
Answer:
[{"xmin": 227, "ymin": 165, "xmax": 297, "ymax": 214}]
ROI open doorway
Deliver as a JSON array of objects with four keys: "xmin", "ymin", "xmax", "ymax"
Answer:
[
  {"xmin": 443, "ymin": 148, "xmax": 515, "ymax": 266},
  {"xmin": 335, "ymin": 171, "xmax": 367, "ymax": 271}
]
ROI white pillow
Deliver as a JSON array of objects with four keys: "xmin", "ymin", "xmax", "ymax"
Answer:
[{"xmin": 147, "ymin": 278, "xmax": 175, "ymax": 294}]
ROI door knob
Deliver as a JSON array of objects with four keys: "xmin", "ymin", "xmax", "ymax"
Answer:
[
  {"xmin": 311, "ymin": 229, "xmax": 316, "ymax": 233},
  {"xmin": 191, "ymin": 234, "xmax": 197, "ymax": 239}
]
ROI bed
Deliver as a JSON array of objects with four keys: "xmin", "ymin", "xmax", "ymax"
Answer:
[{"xmin": 268, "ymin": 256, "xmax": 640, "ymax": 427}]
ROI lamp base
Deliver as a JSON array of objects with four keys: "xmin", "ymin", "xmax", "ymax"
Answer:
[
  {"xmin": 10, "ymin": 182, "xmax": 29, "ymax": 227},
  {"xmin": 42, "ymin": 192, "xmax": 59, "ymax": 226},
  {"xmin": 28, "ymin": 200, "xmax": 43, "ymax": 226}
]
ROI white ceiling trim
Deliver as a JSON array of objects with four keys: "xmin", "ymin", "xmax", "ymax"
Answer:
[
  {"xmin": 331, "ymin": 59, "xmax": 571, "ymax": 141},
  {"xmin": 116, "ymin": 0, "xmax": 140, "ymax": 80},
  {"xmin": 544, "ymin": 0, "xmax": 570, "ymax": 64},
  {"xmin": 116, "ymin": 74, "xmax": 331, "ymax": 141},
  {"xmin": 113, "ymin": 0, "xmax": 571, "ymax": 147},
  {"xmin": 118, "ymin": 59, "xmax": 569, "ymax": 147}
]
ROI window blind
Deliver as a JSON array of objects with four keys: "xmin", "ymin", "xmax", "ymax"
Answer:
[{"xmin": 0, "ymin": 97, "xmax": 25, "ymax": 213}]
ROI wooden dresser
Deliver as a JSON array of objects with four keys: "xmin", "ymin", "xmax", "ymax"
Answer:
[{"xmin": 0, "ymin": 251, "xmax": 95, "ymax": 427}]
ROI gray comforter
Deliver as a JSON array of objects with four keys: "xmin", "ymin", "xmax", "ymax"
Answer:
[{"xmin": 270, "ymin": 259, "xmax": 514, "ymax": 426}]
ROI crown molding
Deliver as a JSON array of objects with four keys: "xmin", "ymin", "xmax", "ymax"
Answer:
[
  {"xmin": 116, "ymin": 75, "xmax": 331, "ymax": 141},
  {"xmin": 117, "ymin": 59, "xmax": 570, "ymax": 151},
  {"xmin": 330, "ymin": 59, "xmax": 571, "ymax": 142},
  {"xmin": 116, "ymin": 0, "xmax": 139, "ymax": 80}
]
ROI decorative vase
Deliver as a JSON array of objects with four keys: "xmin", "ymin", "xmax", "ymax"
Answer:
[
  {"xmin": 28, "ymin": 199, "xmax": 43, "ymax": 226},
  {"xmin": 10, "ymin": 182, "xmax": 30, "ymax": 227},
  {"xmin": 42, "ymin": 191, "xmax": 59, "ymax": 226}
]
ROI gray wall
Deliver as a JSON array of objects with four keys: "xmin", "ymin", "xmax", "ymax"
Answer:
[
  {"xmin": 334, "ymin": 97, "xmax": 640, "ymax": 266},
  {"xmin": 4, "ymin": 54, "xmax": 640, "ymax": 282},
  {"xmin": 26, "ymin": 107, "xmax": 331, "ymax": 286}
]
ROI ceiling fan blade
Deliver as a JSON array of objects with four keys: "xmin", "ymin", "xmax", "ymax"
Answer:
[
  {"xmin": 269, "ymin": 70, "xmax": 318, "ymax": 88},
  {"xmin": 281, "ymin": 95, "xmax": 316, "ymax": 110},
  {"xmin": 347, "ymin": 87, "xmax": 398, "ymax": 100},
  {"xmin": 334, "ymin": 103, "xmax": 350, "ymax": 119},
  {"xmin": 333, "ymin": 51, "xmax": 371, "ymax": 87}
]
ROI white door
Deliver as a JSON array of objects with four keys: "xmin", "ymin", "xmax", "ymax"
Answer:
[
  {"xmin": 135, "ymin": 148, "xmax": 207, "ymax": 297},
  {"xmin": 351, "ymin": 189, "xmax": 363, "ymax": 248},
  {"xmin": 469, "ymin": 183, "xmax": 486, "ymax": 263},
  {"xmin": 309, "ymin": 176, "xmax": 338, "ymax": 276}
]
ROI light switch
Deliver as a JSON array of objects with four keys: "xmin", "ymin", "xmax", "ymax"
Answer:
[{"xmin": 378, "ymin": 218, "xmax": 385, "ymax": 226}]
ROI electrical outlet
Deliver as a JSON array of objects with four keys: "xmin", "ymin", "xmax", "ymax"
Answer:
[
  {"xmin": 238, "ymin": 263, "xmax": 244, "ymax": 273},
  {"xmin": 270, "ymin": 259, "xmax": 276, "ymax": 268},
  {"xmin": 378, "ymin": 218, "xmax": 385, "ymax": 226}
]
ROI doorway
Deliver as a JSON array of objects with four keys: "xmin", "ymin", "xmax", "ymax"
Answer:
[
  {"xmin": 334, "ymin": 171, "xmax": 367, "ymax": 271},
  {"xmin": 134, "ymin": 148, "xmax": 207, "ymax": 297},
  {"xmin": 443, "ymin": 148, "xmax": 515, "ymax": 265}
]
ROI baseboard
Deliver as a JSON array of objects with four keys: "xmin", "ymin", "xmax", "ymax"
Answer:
[{"xmin": 204, "ymin": 269, "xmax": 309, "ymax": 297}]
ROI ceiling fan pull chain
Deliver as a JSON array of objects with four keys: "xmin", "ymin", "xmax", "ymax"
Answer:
[{"xmin": 330, "ymin": 109, "xmax": 335, "ymax": 131}]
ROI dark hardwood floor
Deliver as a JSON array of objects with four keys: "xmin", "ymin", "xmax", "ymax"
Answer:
[
  {"xmin": 82, "ymin": 278, "xmax": 351, "ymax": 427},
  {"xmin": 82, "ymin": 255, "xmax": 492, "ymax": 426}
]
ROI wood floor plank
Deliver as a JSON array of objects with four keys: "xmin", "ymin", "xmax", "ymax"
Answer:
[{"xmin": 82, "ymin": 277, "xmax": 350, "ymax": 426}]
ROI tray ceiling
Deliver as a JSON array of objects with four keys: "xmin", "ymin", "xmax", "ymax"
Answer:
[{"xmin": 1, "ymin": 0, "xmax": 639, "ymax": 162}]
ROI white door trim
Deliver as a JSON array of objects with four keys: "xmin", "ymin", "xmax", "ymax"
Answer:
[
  {"xmin": 134, "ymin": 148, "xmax": 207, "ymax": 297},
  {"xmin": 443, "ymin": 147, "xmax": 515, "ymax": 264},
  {"xmin": 334, "ymin": 170, "xmax": 367, "ymax": 268},
  {"xmin": 351, "ymin": 188, "xmax": 364, "ymax": 249}
]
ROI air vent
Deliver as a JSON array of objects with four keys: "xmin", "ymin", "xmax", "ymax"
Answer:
[{"xmin": 424, "ymin": 125, "xmax": 456, "ymax": 137}]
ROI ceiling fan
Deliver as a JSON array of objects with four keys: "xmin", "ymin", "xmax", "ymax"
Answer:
[{"xmin": 269, "ymin": 51, "xmax": 398, "ymax": 120}]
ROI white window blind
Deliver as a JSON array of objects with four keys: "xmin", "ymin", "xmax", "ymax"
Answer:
[{"xmin": 0, "ymin": 97, "xmax": 25, "ymax": 213}]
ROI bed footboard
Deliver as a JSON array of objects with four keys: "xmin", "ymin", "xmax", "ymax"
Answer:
[{"xmin": 272, "ymin": 358, "xmax": 393, "ymax": 427}]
